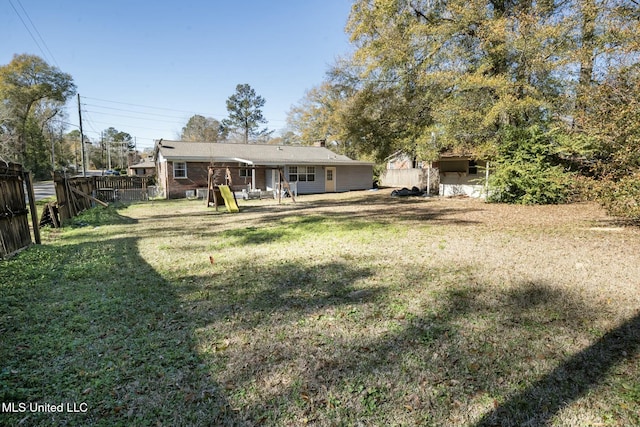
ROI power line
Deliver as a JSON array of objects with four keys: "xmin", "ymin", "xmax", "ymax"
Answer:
[
  {"xmin": 83, "ymin": 103, "xmax": 194, "ymax": 121},
  {"xmin": 8, "ymin": 0, "xmax": 48, "ymax": 63},
  {"xmin": 81, "ymin": 95, "xmax": 288, "ymax": 123},
  {"xmin": 71, "ymin": 95, "xmax": 288, "ymax": 149},
  {"xmin": 84, "ymin": 109, "xmax": 187, "ymax": 126},
  {"xmin": 77, "ymin": 117, "xmax": 180, "ymax": 135},
  {"xmin": 80, "ymin": 109, "xmax": 101, "ymax": 136},
  {"xmin": 15, "ymin": 0, "xmax": 59, "ymax": 67},
  {"xmin": 8, "ymin": 0, "xmax": 59, "ymax": 67},
  {"xmin": 82, "ymin": 96, "xmax": 226, "ymax": 117}
]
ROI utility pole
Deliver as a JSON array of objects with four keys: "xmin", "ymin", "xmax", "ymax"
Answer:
[
  {"xmin": 101, "ymin": 131, "xmax": 105, "ymax": 174},
  {"xmin": 107, "ymin": 137, "xmax": 111, "ymax": 170},
  {"xmin": 77, "ymin": 93, "xmax": 86, "ymax": 177},
  {"xmin": 51, "ymin": 128, "xmax": 57, "ymax": 173}
]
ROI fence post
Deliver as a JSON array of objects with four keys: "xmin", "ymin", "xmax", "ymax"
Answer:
[
  {"xmin": 0, "ymin": 162, "xmax": 35, "ymax": 258},
  {"xmin": 53, "ymin": 172, "xmax": 69, "ymax": 222},
  {"xmin": 23, "ymin": 172, "xmax": 41, "ymax": 245}
]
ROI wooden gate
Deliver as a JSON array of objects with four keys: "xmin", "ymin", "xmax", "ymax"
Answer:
[
  {"xmin": 53, "ymin": 173, "xmax": 151, "ymax": 223},
  {"xmin": 0, "ymin": 162, "xmax": 40, "ymax": 259}
]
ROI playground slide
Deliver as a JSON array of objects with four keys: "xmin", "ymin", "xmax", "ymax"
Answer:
[{"xmin": 218, "ymin": 185, "xmax": 239, "ymax": 213}]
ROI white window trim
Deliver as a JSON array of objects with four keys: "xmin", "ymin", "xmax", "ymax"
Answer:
[
  {"xmin": 289, "ymin": 165, "xmax": 315, "ymax": 182},
  {"xmin": 238, "ymin": 162, "xmax": 250, "ymax": 177},
  {"xmin": 173, "ymin": 161, "xmax": 187, "ymax": 179}
]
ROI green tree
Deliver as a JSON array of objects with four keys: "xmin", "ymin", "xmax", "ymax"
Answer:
[
  {"xmin": 287, "ymin": 60, "xmax": 426, "ymax": 161},
  {"xmin": 487, "ymin": 126, "xmax": 575, "ymax": 204},
  {"xmin": 580, "ymin": 66, "xmax": 640, "ymax": 220},
  {"xmin": 341, "ymin": 0, "xmax": 640, "ymax": 203},
  {"xmin": 347, "ymin": 0, "xmax": 568, "ymax": 153},
  {"xmin": 287, "ymin": 81, "xmax": 344, "ymax": 146},
  {"xmin": 181, "ymin": 114, "xmax": 225, "ymax": 142},
  {"xmin": 100, "ymin": 127, "xmax": 133, "ymax": 170},
  {"xmin": 222, "ymin": 84, "xmax": 272, "ymax": 144},
  {"xmin": 0, "ymin": 54, "xmax": 76, "ymax": 176},
  {"xmin": 54, "ymin": 129, "xmax": 79, "ymax": 172},
  {"xmin": 63, "ymin": 129, "xmax": 82, "ymax": 172}
]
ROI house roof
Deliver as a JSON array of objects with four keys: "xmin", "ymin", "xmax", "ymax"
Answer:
[
  {"xmin": 384, "ymin": 150, "xmax": 411, "ymax": 162},
  {"xmin": 155, "ymin": 140, "xmax": 373, "ymax": 166},
  {"xmin": 129, "ymin": 160, "xmax": 155, "ymax": 169}
]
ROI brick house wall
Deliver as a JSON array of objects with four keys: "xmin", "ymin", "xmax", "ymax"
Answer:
[
  {"xmin": 166, "ymin": 161, "xmax": 268, "ymax": 199},
  {"xmin": 208, "ymin": 162, "xmax": 267, "ymax": 191},
  {"xmin": 167, "ymin": 161, "xmax": 209, "ymax": 199}
]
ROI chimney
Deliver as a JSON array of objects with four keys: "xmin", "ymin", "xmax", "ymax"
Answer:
[{"xmin": 314, "ymin": 139, "xmax": 326, "ymax": 147}]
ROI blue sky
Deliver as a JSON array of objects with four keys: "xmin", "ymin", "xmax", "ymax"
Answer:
[{"xmin": 1, "ymin": 1, "xmax": 354, "ymax": 150}]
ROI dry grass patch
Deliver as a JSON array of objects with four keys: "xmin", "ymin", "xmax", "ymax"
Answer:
[{"xmin": 2, "ymin": 190, "xmax": 639, "ymax": 426}]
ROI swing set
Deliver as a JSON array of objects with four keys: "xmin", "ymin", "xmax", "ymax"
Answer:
[{"xmin": 206, "ymin": 165, "xmax": 296, "ymax": 212}]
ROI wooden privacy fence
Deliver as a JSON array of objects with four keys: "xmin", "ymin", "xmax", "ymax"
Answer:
[
  {"xmin": 54, "ymin": 174, "xmax": 151, "ymax": 223},
  {"xmin": 379, "ymin": 167, "xmax": 440, "ymax": 194},
  {"xmin": 0, "ymin": 162, "xmax": 39, "ymax": 259}
]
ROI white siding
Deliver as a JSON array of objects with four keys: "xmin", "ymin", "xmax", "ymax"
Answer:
[
  {"xmin": 283, "ymin": 164, "xmax": 373, "ymax": 194},
  {"xmin": 336, "ymin": 165, "xmax": 373, "ymax": 192},
  {"xmin": 285, "ymin": 166, "xmax": 324, "ymax": 194}
]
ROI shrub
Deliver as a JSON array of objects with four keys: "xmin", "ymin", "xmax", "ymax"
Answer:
[
  {"xmin": 597, "ymin": 173, "xmax": 640, "ymax": 222},
  {"xmin": 487, "ymin": 126, "xmax": 575, "ymax": 205}
]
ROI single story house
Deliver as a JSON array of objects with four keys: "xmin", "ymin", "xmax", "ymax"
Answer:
[
  {"xmin": 154, "ymin": 140, "xmax": 374, "ymax": 199},
  {"xmin": 128, "ymin": 160, "xmax": 156, "ymax": 177}
]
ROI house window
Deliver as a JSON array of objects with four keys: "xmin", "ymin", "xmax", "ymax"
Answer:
[
  {"xmin": 289, "ymin": 166, "xmax": 298, "ymax": 182},
  {"xmin": 468, "ymin": 160, "xmax": 478, "ymax": 175},
  {"xmin": 238, "ymin": 163, "xmax": 250, "ymax": 177},
  {"xmin": 289, "ymin": 166, "xmax": 315, "ymax": 182},
  {"xmin": 173, "ymin": 162, "xmax": 187, "ymax": 178}
]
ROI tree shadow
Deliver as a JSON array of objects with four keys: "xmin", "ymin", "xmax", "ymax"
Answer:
[
  {"xmin": 196, "ymin": 267, "xmax": 637, "ymax": 425},
  {"xmin": 221, "ymin": 226, "xmax": 293, "ymax": 245},
  {"xmin": 182, "ymin": 259, "xmax": 381, "ymax": 334},
  {"xmin": 0, "ymin": 237, "xmax": 244, "ymax": 426},
  {"xmin": 67, "ymin": 204, "xmax": 139, "ymax": 227},
  {"xmin": 11, "ymin": 197, "xmax": 637, "ymax": 425},
  {"xmin": 474, "ymin": 311, "xmax": 640, "ymax": 427},
  {"xmin": 241, "ymin": 195, "xmax": 484, "ymax": 227}
]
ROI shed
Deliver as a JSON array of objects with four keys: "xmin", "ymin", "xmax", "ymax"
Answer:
[{"xmin": 435, "ymin": 154, "xmax": 489, "ymax": 198}]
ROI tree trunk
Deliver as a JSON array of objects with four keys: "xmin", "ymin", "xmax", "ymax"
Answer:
[{"xmin": 575, "ymin": 0, "xmax": 597, "ymax": 129}]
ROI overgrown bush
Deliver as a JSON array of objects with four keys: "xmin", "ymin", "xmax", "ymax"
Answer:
[
  {"xmin": 597, "ymin": 173, "xmax": 640, "ymax": 222},
  {"xmin": 487, "ymin": 126, "xmax": 575, "ymax": 205}
]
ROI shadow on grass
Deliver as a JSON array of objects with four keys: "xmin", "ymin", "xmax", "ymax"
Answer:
[
  {"xmin": 215, "ymin": 215, "xmax": 388, "ymax": 248},
  {"xmin": 193, "ymin": 265, "xmax": 638, "ymax": 425},
  {"xmin": 0, "ymin": 237, "xmax": 243, "ymax": 426},
  {"xmin": 222, "ymin": 226, "xmax": 291, "ymax": 245},
  {"xmin": 242, "ymin": 195, "xmax": 484, "ymax": 227},
  {"xmin": 184, "ymin": 260, "xmax": 380, "ymax": 331},
  {"xmin": 474, "ymin": 311, "xmax": 640, "ymax": 427},
  {"xmin": 431, "ymin": 281, "xmax": 640, "ymax": 425},
  {"xmin": 10, "ymin": 199, "xmax": 638, "ymax": 425}
]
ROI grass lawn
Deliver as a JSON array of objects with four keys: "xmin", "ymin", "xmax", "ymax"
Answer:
[{"xmin": 1, "ymin": 190, "xmax": 639, "ymax": 426}]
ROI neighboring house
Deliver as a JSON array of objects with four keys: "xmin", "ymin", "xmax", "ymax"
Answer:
[
  {"xmin": 435, "ymin": 154, "xmax": 489, "ymax": 198},
  {"xmin": 379, "ymin": 151, "xmax": 436, "ymax": 190},
  {"xmin": 380, "ymin": 150, "xmax": 489, "ymax": 198},
  {"xmin": 154, "ymin": 140, "xmax": 374, "ymax": 199},
  {"xmin": 385, "ymin": 151, "xmax": 420, "ymax": 170},
  {"xmin": 128, "ymin": 160, "xmax": 156, "ymax": 177}
]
